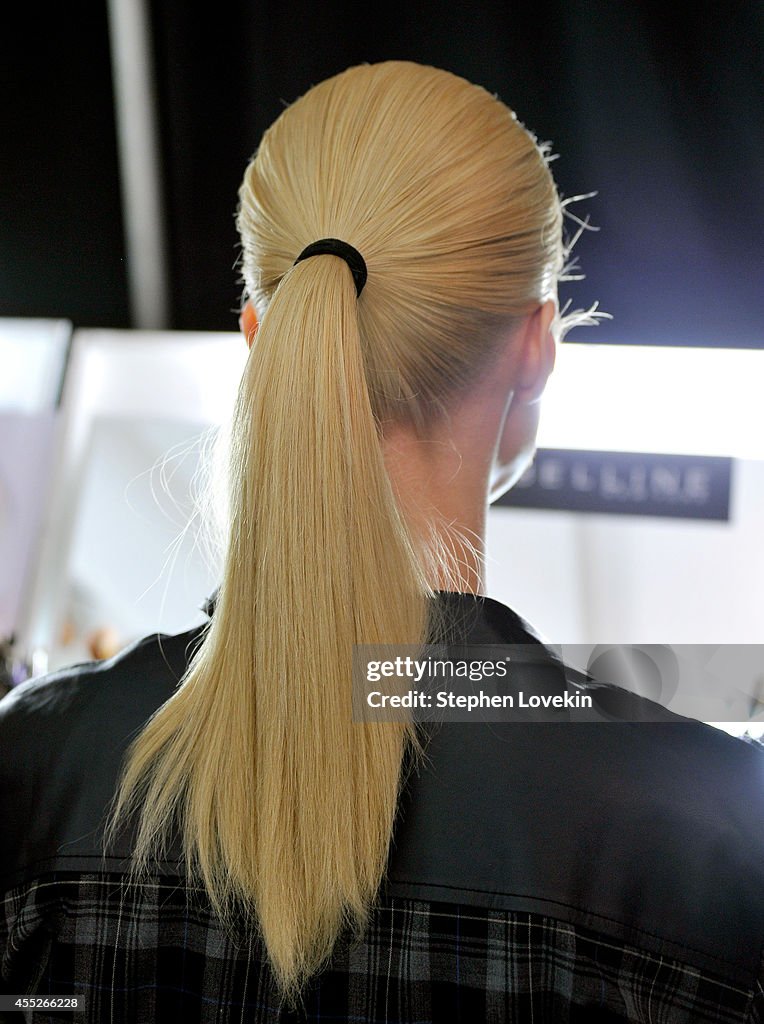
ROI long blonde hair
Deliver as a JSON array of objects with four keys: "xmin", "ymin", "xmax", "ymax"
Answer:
[{"xmin": 105, "ymin": 60, "xmax": 605, "ymax": 1007}]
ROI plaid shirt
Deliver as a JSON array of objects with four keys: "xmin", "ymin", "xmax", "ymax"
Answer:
[
  {"xmin": 2, "ymin": 592, "xmax": 764, "ymax": 1023},
  {"xmin": 2, "ymin": 872, "xmax": 762, "ymax": 1024}
]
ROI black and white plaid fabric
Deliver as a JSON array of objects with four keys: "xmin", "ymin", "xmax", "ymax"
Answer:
[{"xmin": 2, "ymin": 871, "xmax": 762, "ymax": 1023}]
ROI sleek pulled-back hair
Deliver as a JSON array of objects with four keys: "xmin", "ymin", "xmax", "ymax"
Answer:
[{"xmin": 105, "ymin": 60, "xmax": 604, "ymax": 1008}]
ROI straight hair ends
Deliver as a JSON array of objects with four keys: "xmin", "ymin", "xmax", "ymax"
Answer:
[{"xmin": 105, "ymin": 60, "xmax": 604, "ymax": 1009}]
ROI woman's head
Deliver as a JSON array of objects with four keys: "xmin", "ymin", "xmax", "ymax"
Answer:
[
  {"xmin": 108, "ymin": 61, "xmax": 606, "ymax": 1011},
  {"xmin": 237, "ymin": 60, "xmax": 573, "ymax": 434}
]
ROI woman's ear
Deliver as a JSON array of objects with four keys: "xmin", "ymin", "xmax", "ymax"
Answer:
[
  {"xmin": 514, "ymin": 298, "xmax": 557, "ymax": 405},
  {"xmin": 239, "ymin": 301, "xmax": 259, "ymax": 348}
]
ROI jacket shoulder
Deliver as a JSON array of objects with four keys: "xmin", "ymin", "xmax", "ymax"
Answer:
[{"xmin": 0, "ymin": 625, "xmax": 206, "ymax": 887}]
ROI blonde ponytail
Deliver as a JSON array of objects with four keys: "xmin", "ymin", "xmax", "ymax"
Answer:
[{"xmin": 105, "ymin": 59, "xmax": 605, "ymax": 1008}]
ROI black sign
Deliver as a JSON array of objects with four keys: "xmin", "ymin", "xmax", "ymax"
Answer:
[{"xmin": 494, "ymin": 449, "xmax": 732, "ymax": 521}]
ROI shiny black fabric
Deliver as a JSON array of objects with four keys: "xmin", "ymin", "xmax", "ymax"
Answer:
[{"xmin": 1, "ymin": 591, "xmax": 763, "ymax": 1022}]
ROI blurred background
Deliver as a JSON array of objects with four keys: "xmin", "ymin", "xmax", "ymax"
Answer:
[
  {"xmin": 3, "ymin": 0, "xmax": 762, "ymax": 340},
  {"xmin": 1, "ymin": 1, "xmax": 763, "ymax": 730}
]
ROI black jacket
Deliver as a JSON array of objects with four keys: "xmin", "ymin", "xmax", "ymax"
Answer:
[{"xmin": 1, "ymin": 590, "xmax": 763, "ymax": 1021}]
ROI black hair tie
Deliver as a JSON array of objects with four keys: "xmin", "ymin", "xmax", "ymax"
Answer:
[{"xmin": 293, "ymin": 238, "xmax": 367, "ymax": 297}]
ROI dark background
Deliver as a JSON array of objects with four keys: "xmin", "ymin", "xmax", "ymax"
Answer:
[{"xmin": 3, "ymin": 1, "xmax": 762, "ymax": 346}]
